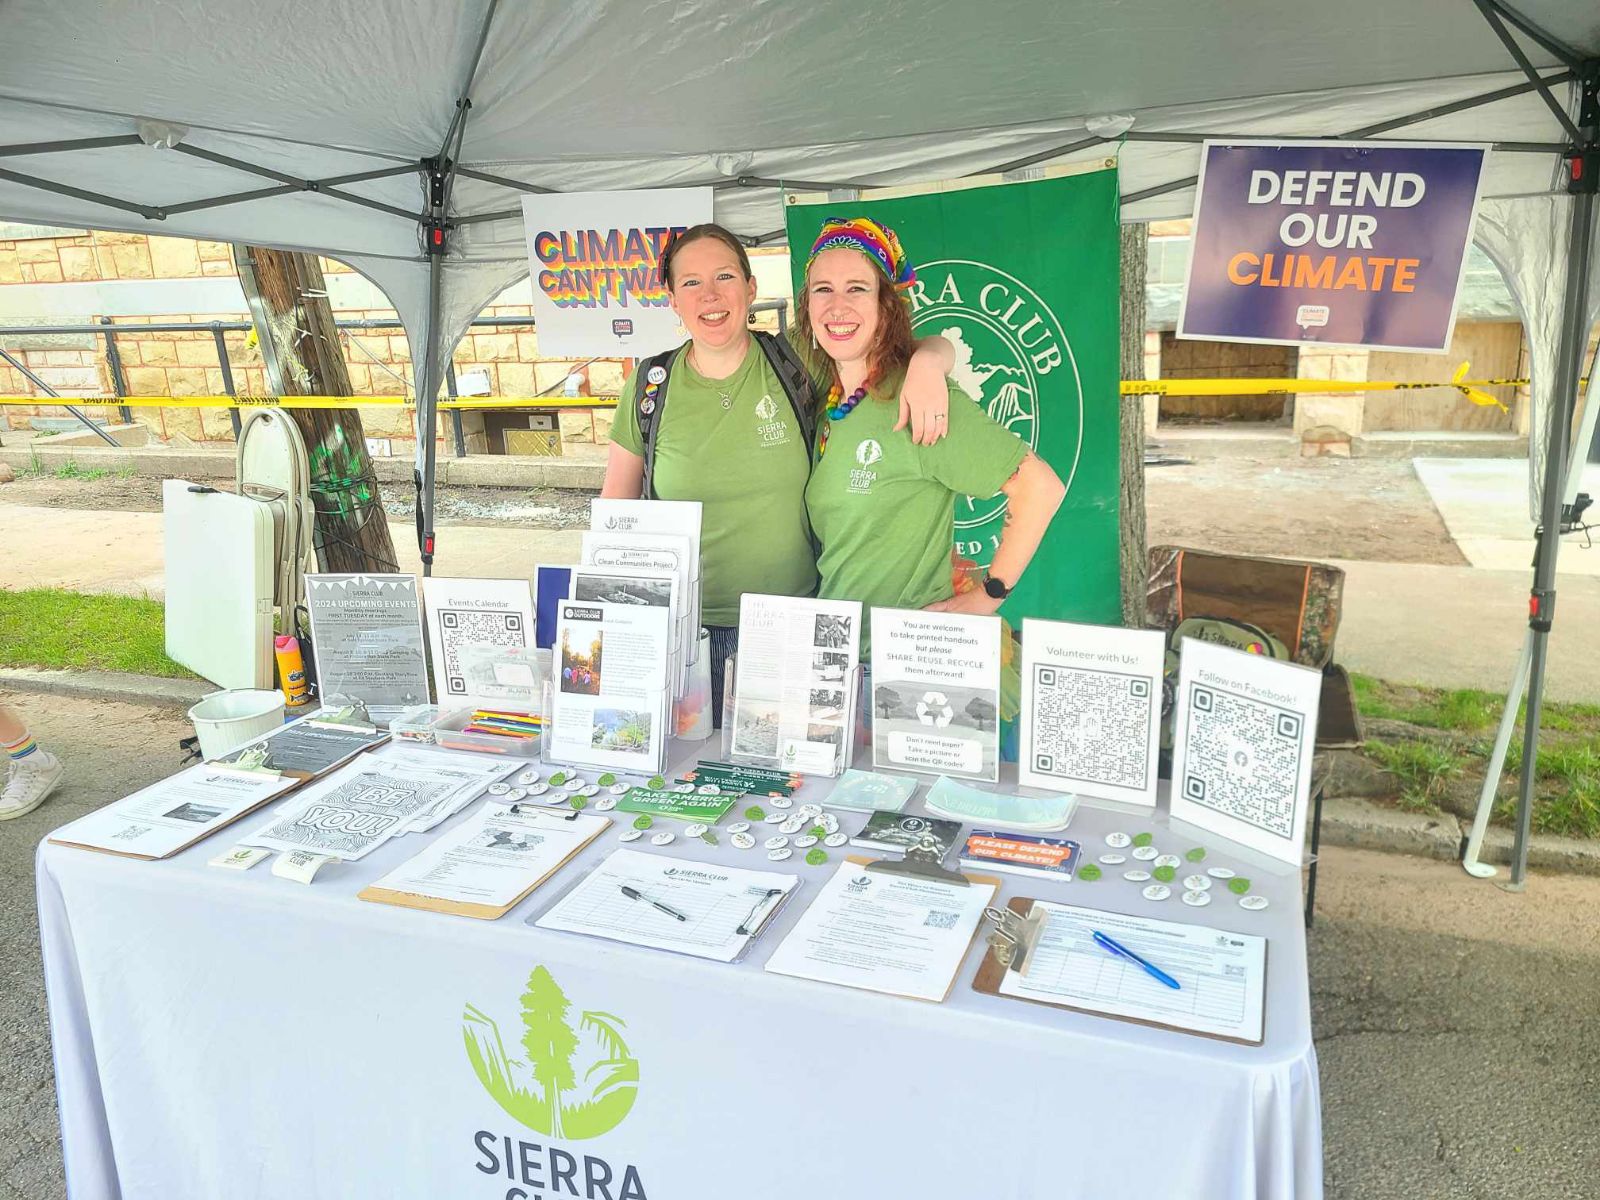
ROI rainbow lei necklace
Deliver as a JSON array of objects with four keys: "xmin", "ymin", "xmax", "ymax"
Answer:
[{"xmin": 818, "ymin": 382, "xmax": 869, "ymax": 458}]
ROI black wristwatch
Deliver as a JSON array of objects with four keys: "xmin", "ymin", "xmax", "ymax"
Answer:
[{"xmin": 982, "ymin": 572, "xmax": 1012, "ymax": 600}]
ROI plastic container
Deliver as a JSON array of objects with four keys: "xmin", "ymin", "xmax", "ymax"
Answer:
[
  {"xmin": 389, "ymin": 704, "xmax": 543, "ymax": 757},
  {"xmin": 187, "ymin": 689, "xmax": 287, "ymax": 761},
  {"xmin": 274, "ymin": 635, "xmax": 311, "ymax": 707}
]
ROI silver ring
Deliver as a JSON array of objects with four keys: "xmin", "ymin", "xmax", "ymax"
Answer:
[{"xmin": 935, "ymin": 413, "xmax": 946, "ymax": 421}]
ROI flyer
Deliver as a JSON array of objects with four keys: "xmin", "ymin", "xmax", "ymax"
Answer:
[
  {"xmin": 1019, "ymin": 618, "xmax": 1165, "ymax": 807},
  {"xmin": 304, "ymin": 573, "xmax": 431, "ymax": 724},
  {"xmin": 546, "ymin": 598, "xmax": 671, "ymax": 774},
  {"xmin": 48, "ymin": 766, "xmax": 297, "ymax": 860},
  {"xmin": 730, "ymin": 594, "xmax": 862, "ymax": 774},
  {"xmin": 571, "ymin": 562, "xmax": 685, "ymax": 697},
  {"xmin": 1168, "ymin": 638, "xmax": 1321, "ymax": 866},
  {"xmin": 580, "ymin": 529, "xmax": 698, "ymax": 684},
  {"xmin": 420, "ymin": 577, "xmax": 538, "ymax": 713},
  {"xmin": 870, "ymin": 608, "xmax": 1002, "ymax": 782}
]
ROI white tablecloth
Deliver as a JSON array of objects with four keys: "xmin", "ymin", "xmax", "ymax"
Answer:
[{"xmin": 38, "ymin": 750, "xmax": 1322, "ymax": 1200}]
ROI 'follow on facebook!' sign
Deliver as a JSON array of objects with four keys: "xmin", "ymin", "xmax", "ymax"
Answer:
[{"xmin": 1177, "ymin": 140, "xmax": 1488, "ymax": 354}]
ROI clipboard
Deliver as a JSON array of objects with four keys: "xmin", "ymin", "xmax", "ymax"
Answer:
[
  {"xmin": 357, "ymin": 810, "xmax": 609, "ymax": 920},
  {"xmin": 772, "ymin": 856, "xmax": 1003, "ymax": 1004},
  {"xmin": 46, "ymin": 767, "xmax": 305, "ymax": 861},
  {"xmin": 971, "ymin": 897, "xmax": 1269, "ymax": 1046}
]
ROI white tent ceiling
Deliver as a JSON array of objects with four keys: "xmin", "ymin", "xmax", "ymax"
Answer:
[{"xmin": 0, "ymin": 0, "xmax": 1595, "ymax": 523}]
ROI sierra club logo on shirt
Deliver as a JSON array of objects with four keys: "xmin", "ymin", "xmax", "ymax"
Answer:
[
  {"xmin": 753, "ymin": 392, "xmax": 790, "ymax": 448},
  {"xmin": 905, "ymin": 259, "xmax": 1076, "ymax": 546},
  {"xmin": 849, "ymin": 437, "xmax": 883, "ymax": 492}
]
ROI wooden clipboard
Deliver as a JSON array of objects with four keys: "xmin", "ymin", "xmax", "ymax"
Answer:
[
  {"xmin": 970, "ymin": 896, "xmax": 1268, "ymax": 1046},
  {"xmin": 357, "ymin": 814, "xmax": 610, "ymax": 920}
]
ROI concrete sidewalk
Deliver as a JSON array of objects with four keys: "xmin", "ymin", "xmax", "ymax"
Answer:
[{"xmin": 6, "ymin": 502, "xmax": 1598, "ymax": 701}]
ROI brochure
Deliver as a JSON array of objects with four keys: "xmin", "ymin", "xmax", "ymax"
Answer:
[
  {"xmin": 848, "ymin": 811, "xmax": 964, "ymax": 860},
  {"xmin": 870, "ymin": 608, "xmax": 1002, "ymax": 782},
  {"xmin": 730, "ymin": 593, "xmax": 862, "ymax": 774},
  {"xmin": 304, "ymin": 573, "xmax": 431, "ymax": 725},
  {"xmin": 546, "ymin": 597, "xmax": 671, "ymax": 774},
  {"xmin": 959, "ymin": 831, "xmax": 1081, "ymax": 880},
  {"xmin": 580, "ymin": 529, "xmax": 697, "ymax": 690},
  {"xmin": 1019, "ymin": 618, "xmax": 1165, "ymax": 807}
]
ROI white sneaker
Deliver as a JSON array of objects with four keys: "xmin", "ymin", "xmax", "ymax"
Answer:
[{"xmin": 0, "ymin": 750, "xmax": 63, "ymax": 820}]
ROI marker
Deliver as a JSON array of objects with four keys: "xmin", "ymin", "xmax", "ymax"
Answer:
[
  {"xmin": 1091, "ymin": 930, "xmax": 1181, "ymax": 990},
  {"xmin": 621, "ymin": 885, "xmax": 687, "ymax": 922}
]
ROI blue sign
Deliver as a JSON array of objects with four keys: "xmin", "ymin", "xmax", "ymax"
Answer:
[{"xmin": 1178, "ymin": 141, "xmax": 1488, "ymax": 353}]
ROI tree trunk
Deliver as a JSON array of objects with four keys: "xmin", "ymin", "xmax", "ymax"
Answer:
[
  {"xmin": 1119, "ymin": 222, "xmax": 1150, "ymax": 629},
  {"xmin": 236, "ymin": 246, "xmax": 398, "ymax": 573}
]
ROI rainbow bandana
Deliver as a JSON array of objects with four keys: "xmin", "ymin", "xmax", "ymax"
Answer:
[{"xmin": 805, "ymin": 216, "xmax": 916, "ymax": 290}]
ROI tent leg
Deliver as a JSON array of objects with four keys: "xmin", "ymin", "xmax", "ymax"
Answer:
[
  {"xmin": 416, "ymin": 252, "xmax": 444, "ymax": 577},
  {"xmin": 1509, "ymin": 186, "xmax": 1596, "ymax": 890},
  {"xmin": 1462, "ymin": 634, "xmax": 1531, "ymax": 878}
]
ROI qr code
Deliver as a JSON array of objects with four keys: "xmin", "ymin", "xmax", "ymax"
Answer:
[
  {"xmin": 1180, "ymin": 683, "xmax": 1303, "ymax": 838},
  {"xmin": 1030, "ymin": 665, "xmax": 1152, "ymax": 788},
  {"xmin": 924, "ymin": 909, "xmax": 959, "ymax": 930},
  {"xmin": 437, "ymin": 609, "xmax": 525, "ymax": 696}
]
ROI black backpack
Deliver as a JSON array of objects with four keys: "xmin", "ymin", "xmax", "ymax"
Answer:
[{"xmin": 632, "ymin": 330, "xmax": 818, "ymax": 499}]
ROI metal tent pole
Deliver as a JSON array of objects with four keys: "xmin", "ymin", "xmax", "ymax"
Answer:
[
  {"xmin": 1507, "ymin": 49, "xmax": 1599, "ymax": 885},
  {"xmin": 1510, "ymin": 183, "xmax": 1596, "ymax": 888},
  {"xmin": 415, "ymin": 250, "xmax": 444, "ymax": 576}
]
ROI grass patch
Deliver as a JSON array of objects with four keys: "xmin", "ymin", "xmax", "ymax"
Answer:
[
  {"xmin": 0, "ymin": 588, "xmax": 195, "ymax": 678},
  {"xmin": 50, "ymin": 460, "xmax": 110, "ymax": 481},
  {"xmin": 1354, "ymin": 672, "xmax": 1600, "ymax": 838},
  {"xmin": 1366, "ymin": 739, "xmax": 1464, "ymax": 812}
]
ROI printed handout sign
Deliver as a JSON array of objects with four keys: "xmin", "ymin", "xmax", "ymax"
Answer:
[
  {"xmin": 1178, "ymin": 140, "xmax": 1488, "ymax": 353},
  {"xmin": 521, "ymin": 187, "xmax": 713, "ymax": 357}
]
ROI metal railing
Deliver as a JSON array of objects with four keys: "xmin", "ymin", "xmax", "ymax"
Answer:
[{"xmin": 0, "ymin": 300, "xmax": 791, "ymax": 452}]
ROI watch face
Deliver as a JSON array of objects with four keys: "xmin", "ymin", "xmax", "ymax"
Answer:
[{"xmin": 983, "ymin": 576, "xmax": 1008, "ymax": 600}]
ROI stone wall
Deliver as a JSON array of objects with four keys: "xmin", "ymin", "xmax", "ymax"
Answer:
[{"xmin": 0, "ymin": 229, "xmax": 630, "ymax": 449}]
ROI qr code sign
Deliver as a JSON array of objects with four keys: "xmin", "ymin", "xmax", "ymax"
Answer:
[
  {"xmin": 924, "ymin": 909, "xmax": 959, "ymax": 930},
  {"xmin": 1180, "ymin": 684, "xmax": 1303, "ymax": 838},
  {"xmin": 1030, "ymin": 664, "xmax": 1152, "ymax": 789},
  {"xmin": 438, "ymin": 609, "xmax": 524, "ymax": 696}
]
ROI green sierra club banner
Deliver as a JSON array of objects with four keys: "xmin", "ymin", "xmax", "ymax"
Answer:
[{"xmin": 785, "ymin": 167, "xmax": 1122, "ymax": 626}]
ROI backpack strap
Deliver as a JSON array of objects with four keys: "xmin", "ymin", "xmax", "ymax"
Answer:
[
  {"xmin": 635, "ymin": 345, "xmax": 685, "ymax": 500},
  {"xmin": 752, "ymin": 330, "xmax": 818, "ymax": 454}
]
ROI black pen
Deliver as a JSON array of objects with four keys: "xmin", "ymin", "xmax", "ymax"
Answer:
[{"xmin": 620, "ymin": 884, "xmax": 687, "ymax": 922}]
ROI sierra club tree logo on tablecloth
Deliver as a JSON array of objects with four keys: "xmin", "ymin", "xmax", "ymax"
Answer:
[{"xmin": 463, "ymin": 965, "xmax": 639, "ymax": 1139}]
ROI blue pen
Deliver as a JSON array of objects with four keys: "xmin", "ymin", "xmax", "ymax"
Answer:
[{"xmin": 1092, "ymin": 931, "xmax": 1181, "ymax": 990}]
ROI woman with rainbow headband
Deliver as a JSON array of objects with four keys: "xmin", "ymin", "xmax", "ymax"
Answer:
[
  {"xmin": 603, "ymin": 222, "xmax": 956, "ymax": 724},
  {"xmin": 800, "ymin": 215, "xmax": 1066, "ymax": 640}
]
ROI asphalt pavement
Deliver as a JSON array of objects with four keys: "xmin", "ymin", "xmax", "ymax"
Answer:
[{"xmin": 2, "ymin": 688, "xmax": 1597, "ymax": 1199}]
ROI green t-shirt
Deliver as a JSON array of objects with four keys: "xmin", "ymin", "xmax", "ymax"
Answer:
[
  {"xmin": 613, "ymin": 341, "xmax": 817, "ymax": 625},
  {"xmin": 805, "ymin": 378, "xmax": 1028, "ymax": 635}
]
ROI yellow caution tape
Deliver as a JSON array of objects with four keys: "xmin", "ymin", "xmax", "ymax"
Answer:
[{"xmin": 0, "ymin": 364, "xmax": 1583, "ymax": 415}]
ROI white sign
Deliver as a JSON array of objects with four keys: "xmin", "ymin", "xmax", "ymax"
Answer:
[
  {"xmin": 1019, "ymin": 619, "xmax": 1165, "ymax": 807},
  {"xmin": 521, "ymin": 187, "xmax": 713, "ymax": 357},
  {"xmin": 870, "ymin": 608, "xmax": 1001, "ymax": 782},
  {"xmin": 1168, "ymin": 638, "xmax": 1321, "ymax": 866}
]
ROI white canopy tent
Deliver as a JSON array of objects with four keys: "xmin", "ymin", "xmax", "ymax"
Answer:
[{"xmin": 1, "ymin": 0, "xmax": 1596, "ymax": 882}]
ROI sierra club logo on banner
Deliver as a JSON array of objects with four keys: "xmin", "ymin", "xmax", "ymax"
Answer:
[
  {"xmin": 521, "ymin": 187, "xmax": 713, "ymax": 358},
  {"xmin": 1178, "ymin": 140, "xmax": 1487, "ymax": 352},
  {"xmin": 786, "ymin": 167, "xmax": 1122, "ymax": 625}
]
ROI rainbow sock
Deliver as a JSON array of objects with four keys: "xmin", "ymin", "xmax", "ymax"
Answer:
[{"xmin": 4, "ymin": 733, "xmax": 38, "ymax": 761}]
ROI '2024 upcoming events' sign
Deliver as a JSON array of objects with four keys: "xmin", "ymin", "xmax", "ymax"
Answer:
[
  {"xmin": 521, "ymin": 187, "xmax": 713, "ymax": 357},
  {"xmin": 1178, "ymin": 140, "xmax": 1488, "ymax": 353}
]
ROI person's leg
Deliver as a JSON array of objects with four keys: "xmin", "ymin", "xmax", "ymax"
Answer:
[{"xmin": 0, "ymin": 703, "xmax": 63, "ymax": 820}]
